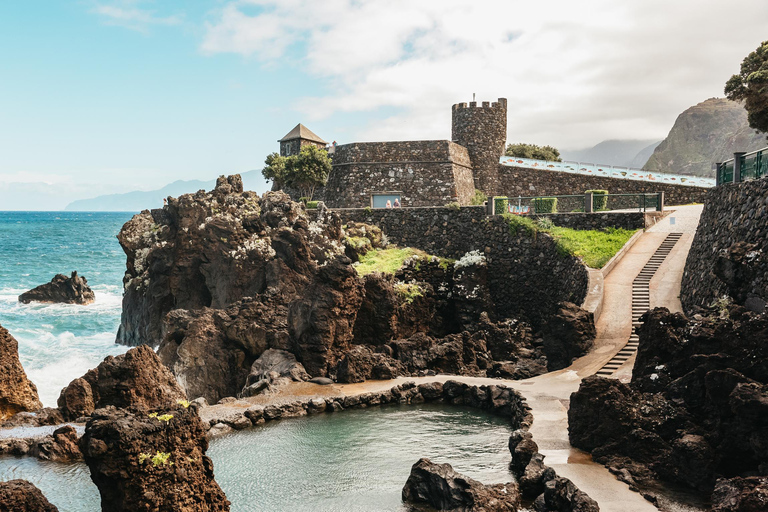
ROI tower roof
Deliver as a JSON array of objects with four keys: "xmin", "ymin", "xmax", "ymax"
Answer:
[{"xmin": 279, "ymin": 124, "xmax": 327, "ymax": 144}]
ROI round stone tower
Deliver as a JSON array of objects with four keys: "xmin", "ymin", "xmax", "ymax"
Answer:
[{"xmin": 451, "ymin": 98, "xmax": 507, "ymax": 196}]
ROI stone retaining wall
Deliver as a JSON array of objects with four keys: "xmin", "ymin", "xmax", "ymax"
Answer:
[
  {"xmin": 681, "ymin": 177, "xmax": 768, "ymax": 312},
  {"xmin": 203, "ymin": 380, "xmax": 531, "ymax": 435},
  {"xmin": 336, "ymin": 206, "xmax": 589, "ymax": 327},
  {"xmin": 498, "ymin": 165, "xmax": 709, "ymax": 206},
  {"xmin": 532, "ymin": 212, "xmax": 648, "ymax": 231}
]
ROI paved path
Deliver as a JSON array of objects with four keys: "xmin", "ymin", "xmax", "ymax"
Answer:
[{"xmin": 204, "ymin": 206, "xmax": 705, "ymax": 511}]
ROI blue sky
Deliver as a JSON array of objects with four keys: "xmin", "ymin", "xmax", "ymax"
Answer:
[{"xmin": 1, "ymin": 0, "xmax": 767, "ymax": 209}]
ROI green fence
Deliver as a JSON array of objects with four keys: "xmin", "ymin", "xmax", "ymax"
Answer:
[{"xmin": 717, "ymin": 147, "xmax": 767, "ymax": 184}]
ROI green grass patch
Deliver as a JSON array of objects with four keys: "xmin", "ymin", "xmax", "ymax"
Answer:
[
  {"xmin": 394, "ymin": 282, "xmax": 424, "ymax": 304},
  {"xmin": 548, "ymin": 226, "xmax": 638, "ymax": 268},
  {"xmin": 355, "ymin": 247, "xmax": 453, "ymax": 276},
  {"xmin": 502, "ymin": 214, "xmax": 637, "ymax": 268}
]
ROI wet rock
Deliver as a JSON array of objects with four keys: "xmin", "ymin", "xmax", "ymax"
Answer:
[
  {"xmin": 80, "ymin": 405, "xmax": 230, "ymax": 512},
  {"xmin": 240, "ymin": 349, "xmax": 310, "ymax": 397},
  {"xmin": 541, "ymin": 302, "xmax": 595, "ymax": 371},
  {"xmin": 711, "ymin": 476, "xmax": 768, "ymax": 512},
  {"xmin": 402, "ymin": 457, "xmax": 520, "ymax": 511},
  {"xmin": 31, "ymin": 425, "xmax": 82, "ymax": 462},
  {"xmin": 508, "ymin": 429, "xmax": 538, "ymax": 475},
  {"xmin": 18, "ymin": 271, "xmax": 95, "ymax": 305},
  {"xmin": 535, "ymin": 477, "xmax": 599, "ymax": 512},
  {"xmin": 0, "ymin": 324, "xmax": 42, "ymax": 420},
  {"xmin": 0, "ymin": 479, "xmax": 59, "ymax": 512},
  {"xmin": 58, "ymin": 345, "xmax": 186, "ymax": 421}
]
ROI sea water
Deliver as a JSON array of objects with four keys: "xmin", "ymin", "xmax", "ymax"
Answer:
[
  {"xmin": 0, "ymin": 211, "xmax": 134, "ymax": 406},
  {"xmin": 0, "ymin": 403, "xmax": 516, "ymax": 512}
]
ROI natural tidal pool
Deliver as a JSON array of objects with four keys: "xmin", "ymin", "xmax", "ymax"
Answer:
[{"xmin": 0, "ymin": 403, "xmax": 515, "ymax": 511}]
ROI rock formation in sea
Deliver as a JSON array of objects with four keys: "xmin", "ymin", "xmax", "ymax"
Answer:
[
  {"xmin": 569, "ymin": 306, "xmax": 768, "ymax": 502},
  {"xmin": 57, "ymin": 345, "xmax": 186, "ymax": 421},
  {"xmin": 402, "ymin": 457, "xmax": 520, "ymax": 511},
  {"xmin": 79, "ymin": 404, "xmax": 229, "ymax": 512},
  {"xmin": 18, "ymin": 271, "xmax": 95, "ymax": 305},
  {"xmin": 115, "ymin": 175, "xmax": 590, "ymax": 403},
  {"xmin": 0, "ymin": 324, "xmax": 42, "ymax": 420},
  {"xmin": 0, "ymin": 479, "xmax": 59, "ymax": 512}
]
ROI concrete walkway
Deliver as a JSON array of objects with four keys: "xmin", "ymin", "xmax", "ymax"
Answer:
[{"xmin": 203, "ymin": 206, "xmax": 705, "ymax": 511}]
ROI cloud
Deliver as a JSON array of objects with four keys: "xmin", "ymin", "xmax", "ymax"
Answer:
[
  {"xmin": 203, "ymin": 0, "xmax": 768, "ymax": 149},
  {"xmin": 92, "ymin": 1, "xmax": 182, "ymax": 32}
]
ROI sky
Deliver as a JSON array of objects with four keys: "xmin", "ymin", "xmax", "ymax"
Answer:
[{"xmin": 1, "ymin": 0, "xmax": 766, "ymax": 210}]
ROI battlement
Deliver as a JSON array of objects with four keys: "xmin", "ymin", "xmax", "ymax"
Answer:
[{"xmin": 452, "ymin": 98, "xmax": 508, "ymax": 111}]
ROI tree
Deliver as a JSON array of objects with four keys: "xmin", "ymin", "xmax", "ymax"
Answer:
[
  {"xmin": 725, "ymin": 40, "xmax": 768, "ymax": 133},
  {"xmin": 261, "ymin": 146, "xmax": 332, "ymax": 200},
  {"xmin": 504, "ymin": 143, "xmax": 562, "ymax": 162},
  {"xmin": 262, "ymin": 152, "xmax": 288, "ymax": 189},
  {"xmin": 287, "ymin": 145, "xmax": 332, "ymax": 201}
]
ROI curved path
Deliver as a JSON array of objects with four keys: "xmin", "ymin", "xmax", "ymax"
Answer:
[{"xmin": 204, "ymin": 206, "xmax": 704, "ymax": 511}]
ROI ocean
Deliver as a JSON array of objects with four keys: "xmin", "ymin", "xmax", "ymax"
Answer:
[{"xmin": 0, "ymin": 211, "xmax": 135, "ymax": 407}]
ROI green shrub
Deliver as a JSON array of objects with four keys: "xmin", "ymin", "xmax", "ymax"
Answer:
[
  {"xmin": 444, "ymin": 202, "xmax": 461, "ymax": 211},
  {"xmin": 534, "ymin": 197, "xmax": 557, "ymax": 213},
  {"xmin": 394, "ymin": 282, "xmax": 424, "ymax": 304},
  {"xmin": 470, "ymin": 189, "xmax": 488, "ymax": 206},
  {"xmin": 536, "ymin": 217, "xmax": 555, "ymax": 230},
  {"xmin": 298, "ymin": 197, "xmax": 309, "ymax": 204},
  {"xmin": 502, "ymin": 214, "xmax": 538, "ymax": 237},
  {"xmin": 494, "ymin": 197, "xmax": 509, "ymax": 215},
  {"xmin": 306, "ymin": 200, "xmax": 319, "ymax": 209},
  {"xmin": 586, "ymin": 190, "xmax": 609, "ymax": 211}
]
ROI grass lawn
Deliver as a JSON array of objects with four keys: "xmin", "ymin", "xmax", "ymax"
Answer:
[
  {"xmin": 503, "ymin": 214, "xmax": 638, "ymax": 269},
  {"xmin": 354, "ymin": 247, "xmax": 453, "ymax": 276},
  {"xmin": 548, "ymin": 226, "xmax": 638, "ymax": 268}
]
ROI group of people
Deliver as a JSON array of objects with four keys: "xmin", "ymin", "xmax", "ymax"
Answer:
[{"xmin": 385, "ymin": 198, "xmax": 401, "ymax": 208}]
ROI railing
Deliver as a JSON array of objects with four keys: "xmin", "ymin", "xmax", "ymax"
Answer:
[
  {"xmin": 717, "ymin": 146, "xmax": 768, "ymax": 184},
  {"xmin": 491, "ymin": 193, "xmax": 663, "ymax": 215},
  {"xmin": 501, "ymin": 156, "xmax": 715, "ymax": 188}
]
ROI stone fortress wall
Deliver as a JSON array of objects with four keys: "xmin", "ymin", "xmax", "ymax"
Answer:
[
  {"xmin": 496, "ymin": 164, "xmax": 709, "ymax": 206},
  {"xmin": 322, "ymin": 140, "xmax": 475, "ymax": 208},
  {"xmin": 681, "ymin": 176, "xmax": 768, "ymax": 313},
  {"xmin": 336, "ymin": 205, "xmax": 589, "ymax": 328}
]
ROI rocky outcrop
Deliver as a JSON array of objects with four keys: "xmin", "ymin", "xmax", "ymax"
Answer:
[
  {"xmin": 58, "ymin": 345, "xmax": 186, "ymax": 421},
  {"xmin": 569, "ymin": 306, "xmax": 768, "ymax": 503},
  {"xmin": 0, "ymin": 324, "xmax": 42, "ymax": 420},
  {"xmin": 240, "ymin": 349, "xmax": 309, "ymax": 397},
  {"xmin": 0, "ymin": 480, "xmax": 59, "ymax": 512},
  {"xmin": 541, "ymin": 302, "xmax": 595, "ymax": 371},
  {"xmin": 79, "ymin": 404, "xmax": 229, "ymax": 512},
  {"xmin": 116, "ymin": 177, "xmax": 558, "ymax": 402},
  {"xmin": 711, "ymin": 477, "xmax": 768, "ymax": 512},
  {"xmin": 30, "ymin": 425, "xmax": 82, "ymax": 462},
  {"xmin": 18, "ymin": 271, "xmax": 95, "ymax": 305},
  {"xmin": 402, "ymin": 458, "xmax": 520, "ymax": 511}
]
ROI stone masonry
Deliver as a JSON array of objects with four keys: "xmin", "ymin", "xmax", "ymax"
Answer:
[
  {"xmin": 323, "ymin": 141, "xmax": 474, "ymax": 208},
  {"xmin": 681, "ymin": 176, "xmax": 768, "ymax": 313},
  {"xmin": 452, "ymin": 99, "xmax": 508, "ymax": 194}
]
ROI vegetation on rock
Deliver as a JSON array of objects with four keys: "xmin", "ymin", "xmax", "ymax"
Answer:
[{"xmin": 354, "ymin": 247, "xmax": 452, "ymax": 276}]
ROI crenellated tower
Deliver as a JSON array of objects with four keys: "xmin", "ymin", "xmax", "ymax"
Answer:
[{"xmin": 451, "ymin": 98, "xmax": 507, "ymax": 195}]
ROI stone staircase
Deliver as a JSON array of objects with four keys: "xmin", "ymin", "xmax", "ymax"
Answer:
[{"xmin": 596, "ymin": 232, "xmax": 683, "ymax": 376}]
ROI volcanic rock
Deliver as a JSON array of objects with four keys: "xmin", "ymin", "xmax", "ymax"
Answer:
[
  {"xmin": 57, "ymin": 345, "xmax": 186, "ymax": 421},
  {"xmin": 0, "ymin": 324, "xmax": 42, "ymax": 420},
  {"xmin": 711, "ymin": 476, "xmax": 768, "ymax": 512},
  {"xmin": 30, "ymin": 425, "xmax": 82, "ymax": 462},
  {"xmin": 240, "ymin": 348, "xmax": 310, "ymax": 397},
  {"xmin": 402, "ymin": 457, "xmax": 520, "ymax": 511},
  {"xmin": 18, "ymin": 271, "xmax": 95, "ymax": 305},
  {"xmin": 79, "ymin": 404, "xmax": 229, "ymax": 512},
  {"xmin": 0, "ymin": 480, "xmax": 59, "ymax": 512},
  {"xmin": 541, "ymin": 302, "xmax": 595, "ymax": 371},
  {"xmin": 535, "ymin": 477, "xmax": 599, "ymax": 512}
]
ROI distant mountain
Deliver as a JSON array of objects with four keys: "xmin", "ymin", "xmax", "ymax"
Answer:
[
  {"xmin": 560, "ymin": 139, "xmax": 662, "ymax": 168},
  {"xmin": 65, "ymin": 170, "xmax": 269, "ymax": 212},
  {"xmin": 643, "ymin": 98, "xmax": 767, "ymax": 177}
]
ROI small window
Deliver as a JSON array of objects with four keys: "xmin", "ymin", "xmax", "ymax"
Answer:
[{"xmin": 371, "ymin": 193, "xmax": 402, "ymax": 208}]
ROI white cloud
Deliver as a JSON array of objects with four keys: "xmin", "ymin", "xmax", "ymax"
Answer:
[
  {"xmin": 201, "ymin": 0, "xmax": 768, "ymax": 148},
  {"xmin": 92, "ymin": 1, "xmax": 182, "ymax": 32}
]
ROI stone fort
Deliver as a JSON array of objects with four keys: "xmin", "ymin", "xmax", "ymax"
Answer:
[
  {"xmin": 277, "ymin": 98, "xmax": 708, "ymax": 208},
  {"xmin": 278, "ymin": 98, "xmax": 508, "ymax": 208}
]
